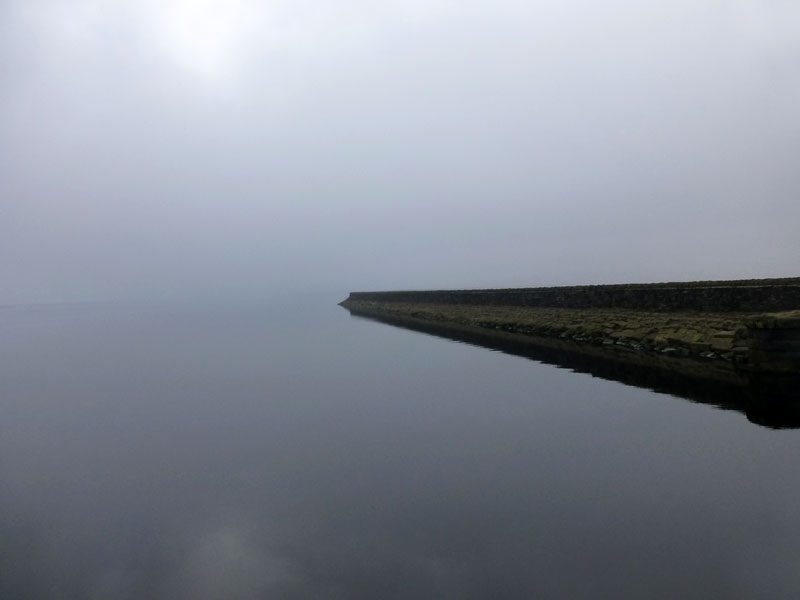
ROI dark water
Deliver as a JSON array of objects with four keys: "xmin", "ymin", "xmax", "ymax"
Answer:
[{"xmin": 1, "ymin": 298, "xmax": 799, "ymax": 599}]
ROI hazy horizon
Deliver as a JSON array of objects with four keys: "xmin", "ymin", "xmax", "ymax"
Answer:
[{"xmin": 3, "ymin": 0, "xmax": 799, "ymax": 304}]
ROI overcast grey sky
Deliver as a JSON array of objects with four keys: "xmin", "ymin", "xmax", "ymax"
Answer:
[{"xmin": 2, "ymin": 0, "xmax": 799, "ymax": 302}]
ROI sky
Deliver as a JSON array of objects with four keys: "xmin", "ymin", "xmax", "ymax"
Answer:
[{"xmin": 2, "ymin": 0, "xmax": 799, "ymax": 303}]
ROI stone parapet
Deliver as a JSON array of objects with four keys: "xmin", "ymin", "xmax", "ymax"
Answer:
[{"xmin": 346, "ymin": 277, "xmax": 800, "ymax": 313}]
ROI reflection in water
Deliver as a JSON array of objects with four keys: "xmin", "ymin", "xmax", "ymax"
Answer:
[
  {"xmin": 345, "ymin": 309, "xmax": 800, "ymax": 429},
  {"xmin": 743, "ymin": 374, "xmax": 800, "ymax": 428},
  {"xmin": 2, "ymin": 301, "xmax": 800, "ymax": 599}
]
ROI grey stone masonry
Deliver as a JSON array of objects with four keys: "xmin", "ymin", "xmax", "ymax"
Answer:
[{"xmin": 347, "ymin": 278, "xmax": 800, "ymax": 313}]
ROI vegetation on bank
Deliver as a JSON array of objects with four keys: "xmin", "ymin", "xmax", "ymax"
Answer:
[{"xmin": 341, "ymin": 300, "xmax": 761, "ymax": 362}]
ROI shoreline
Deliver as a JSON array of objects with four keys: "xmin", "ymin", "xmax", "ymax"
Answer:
[
  {"xmin": 340, "ymin": 300, "xmax": 750, "ymax": 364},
  {"xmin": 342, "ymin": 303, "xmax": 800, "ymax": 428},
  {"xmin": 340, "ymin": 278, "xmax": 800, "ymax": 376}
]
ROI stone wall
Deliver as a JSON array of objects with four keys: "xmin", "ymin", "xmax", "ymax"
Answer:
[
  {"xmin": 743, "ymin": 313, "xmax": 800, "ymax": 373},
  {"xmin": 346, "ymin": 277, "xmax": 800, "ymax": 313}
]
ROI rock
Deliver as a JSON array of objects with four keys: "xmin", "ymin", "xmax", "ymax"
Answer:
[
  {"xmin": 688, "ymin": 341, "xmax": 712, "ymax": 353},
  {"xmin": 710, "ymin": 337, "xmax": 734, "ymax": 352}
]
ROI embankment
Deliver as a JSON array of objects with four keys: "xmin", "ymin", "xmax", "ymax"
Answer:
[{"xmin": 340, "ymin": 278, "xmax": 800, "ymax": 375}]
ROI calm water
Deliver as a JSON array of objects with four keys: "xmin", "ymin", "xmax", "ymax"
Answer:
[{"xmin": 1, "ymin": 297, "xmax": 799, "ymax": 599}]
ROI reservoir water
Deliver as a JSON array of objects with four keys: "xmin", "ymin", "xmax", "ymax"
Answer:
[{"xmin": 1, "ymin": 297, "xmax": 799, "ymax": 599}]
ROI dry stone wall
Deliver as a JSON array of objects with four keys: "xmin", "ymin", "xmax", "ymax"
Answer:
[{"xmin": 347, "ymin": 278, "xmax": 800, "ymax": 313}]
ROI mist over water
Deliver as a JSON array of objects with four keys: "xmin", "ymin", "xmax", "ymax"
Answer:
[
  {"xmin": 2, "ymin": 0, "xmax": 800, "ymax": 303},
  {"xmin": 2, "ymin": 299, "xmax": 799, "ymax": 599}
]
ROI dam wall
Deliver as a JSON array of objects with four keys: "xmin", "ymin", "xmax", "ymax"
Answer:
[
  {"xmin": 345, "ymin": 277, "xmax": 800, "ymax": 313},
  {"xmin": 744, "ymin": 314, "xmax": 800, "ymax": 373},
  {"xmin": 343, "ymin": 278, "xmax": 800, "ymax": 374}
]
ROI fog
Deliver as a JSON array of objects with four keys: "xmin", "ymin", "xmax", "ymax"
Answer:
[{"xmin": 2, "ymin": 0, "xmax": 799, "ymax": 303}]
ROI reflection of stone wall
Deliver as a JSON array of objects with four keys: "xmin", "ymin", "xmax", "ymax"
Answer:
[
  {"xmin": 346, "ymin": 306, "xmax": 800, "ymax": 427},
  {"xmin": 347, "ymin": 278, "xmax": 800, "ymax": 313}
]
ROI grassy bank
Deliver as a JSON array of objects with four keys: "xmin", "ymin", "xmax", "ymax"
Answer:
[{"xmin": 340, "ymin": 300, "xmax": 774, "ymax": 363}]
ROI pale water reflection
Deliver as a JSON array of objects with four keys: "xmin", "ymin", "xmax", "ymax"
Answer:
[
  {"xmin": 1, "ymin": 299, "xmax": 799, "ymax": 599},
  {"xmin": 344, "ymin": 308, "xmax": 800, "ymax": 430}
]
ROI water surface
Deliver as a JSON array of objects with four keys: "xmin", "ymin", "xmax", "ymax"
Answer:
[{"xmin": 1, "ymin": 298, "xmax": 799, "ymax": 599}]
